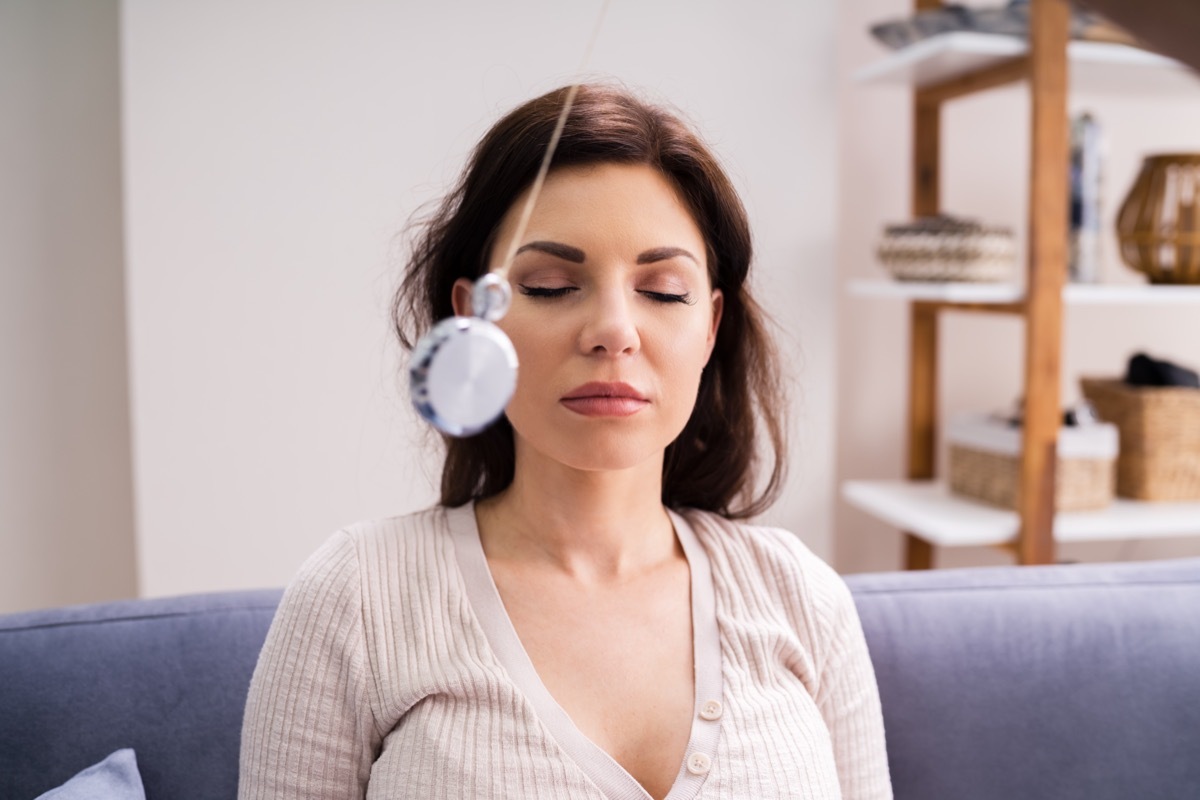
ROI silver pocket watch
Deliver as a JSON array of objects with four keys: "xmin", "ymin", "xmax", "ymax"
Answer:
[{"xmin": 409, "ymin": 273, "xmax": 518, "ymax": 437}]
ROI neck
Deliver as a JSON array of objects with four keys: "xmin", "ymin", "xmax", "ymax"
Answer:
[{"xmin": 475, "ymin": 444, "xmax": 677, "ymax": 583}]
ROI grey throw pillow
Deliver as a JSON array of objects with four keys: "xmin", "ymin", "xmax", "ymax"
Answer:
[{"xmin": 34, "ymin": 749, "xmax": 145, "ymax": 800}]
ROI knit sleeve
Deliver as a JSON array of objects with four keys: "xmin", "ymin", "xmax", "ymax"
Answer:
[
  {"xmin": 239, "ymin": 530, "xmax": 381, "ymax": 799},
  {"xmin": 814, "ymin": 574, "xmax": 893, "ymax": 800}
]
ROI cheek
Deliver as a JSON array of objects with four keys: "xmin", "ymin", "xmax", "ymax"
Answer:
[
  {"xmin": 655, "ymin": 313, "xmax": 712, "ymax": 362},
  {"xmin": 498, "ymin": 314, "xmax": 562, "ymax": 389},
  {"xmin": 649, "ymin": 316, "xmax": 713, "ymax": 414}
]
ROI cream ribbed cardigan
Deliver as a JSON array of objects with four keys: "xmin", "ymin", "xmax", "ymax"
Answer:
[{"xmin": 239, "ymin": 504, "xmax": 891, "ymax": 800}]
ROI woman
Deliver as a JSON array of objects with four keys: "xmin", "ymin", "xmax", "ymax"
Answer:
[{"xmin": 239, "ymin": 84, "xmax": 891, "ymax": 800}]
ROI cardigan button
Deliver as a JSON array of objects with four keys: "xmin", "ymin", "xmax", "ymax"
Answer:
[
  {"xmin": 699, "ymin": 699, "xmax": 723, "ymax": 721},
  {"xmin": 686, "ymin": 753, "xmax": 711, "ymax": 776}
]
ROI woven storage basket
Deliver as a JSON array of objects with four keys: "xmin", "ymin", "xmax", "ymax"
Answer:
[
  {"xmin": 1080, "ymin": 378, "xmax": 1200, "ymax": 500},
  {"xmin": 947, "ymin": 413, "xmax": 1117, "ymax": 511},
  {"xmin": 877, "ymin": 215, "xmax": 1016, "ymax": 282}
]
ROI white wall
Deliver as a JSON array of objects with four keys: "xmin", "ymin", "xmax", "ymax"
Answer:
[
  {"xmin": 0, "ymin": 0, "xmax": 137, "ymax": 613},
  {"xmin": 13, "ymin": 1, "xmax": 1191, "ymax": 605},
  {"xmin": 121, "ymin": 0, "xmax": 841, "ymax": 596},
  {"xmin": 836, "ymin": 0, "xmax": 1200, "ymax": 572}
]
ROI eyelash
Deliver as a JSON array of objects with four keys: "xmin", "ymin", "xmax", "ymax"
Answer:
[
  {"xmin": 518, "ymin": 286, "xmax": 574, "ymax": 299},
  {"xmin": 645, "ymin": 291, "xmax": 695, "ymax": 305},
  {"xmin": 518, "ymin": 286, "xmax": 694, "ymax": 305}
]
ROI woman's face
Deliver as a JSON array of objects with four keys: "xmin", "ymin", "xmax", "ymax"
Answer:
[{"xmin": 455, "ymin": 162, "xmax": 723, "ymax": 474}]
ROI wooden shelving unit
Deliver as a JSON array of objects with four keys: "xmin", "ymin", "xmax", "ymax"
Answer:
[{"xmin": 844, "ymin": 0, "xmax": 1200, "ymax": 569}]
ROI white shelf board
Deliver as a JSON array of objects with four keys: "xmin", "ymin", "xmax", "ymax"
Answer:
[
  {"xmin": 848, "ymin": 279, "xmax": 1200, "ymax": 306},
  {"xmin": 843, "ymin": 479, "xmax": 1200, "ymax": 548},
  {"xmin": 853, "ymin": 31, "xmax": 1199, "ymax": 95}
]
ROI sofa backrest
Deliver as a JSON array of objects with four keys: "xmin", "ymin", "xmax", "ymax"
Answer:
[
  {"xmin": 846, "ymin": 557, "xmax": 1200, "ymax": 800},
  {"xmin": 0, "ymin": 589, "xmax": 281, "ymax": 800}
]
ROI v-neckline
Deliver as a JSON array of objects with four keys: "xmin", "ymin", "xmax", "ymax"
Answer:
[{"xmin": 447, "ymin": 501, "xmax": 724, "ymax": 800}]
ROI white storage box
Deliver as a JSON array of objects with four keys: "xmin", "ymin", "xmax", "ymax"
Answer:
[{"xmin": 947, "ymin": 412, "xmax": 1118, "ymax": 511}]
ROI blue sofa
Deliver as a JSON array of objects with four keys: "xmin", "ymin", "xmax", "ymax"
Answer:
[{"xmin": 2, "ymin": 558, "xmax": 1198, "ymax": 799}]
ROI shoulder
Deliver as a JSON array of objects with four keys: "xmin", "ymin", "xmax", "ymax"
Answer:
[
  {"xmin": 678, "ymin": 508, "xmax": 858, "ymax": 652},
  {"xmin": 680, "ymin": 508, "xmax": 849, "ymax": 600},
  {"xmin": 286, "ymin": 505, "xmax": 457, "ymax": 607},
  {"xmin": 337, "ymin": 505, "xmax": 452, "ymax": 556}
]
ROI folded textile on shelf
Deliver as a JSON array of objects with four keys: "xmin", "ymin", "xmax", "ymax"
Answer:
[{"xmin": 870, "ymin": 0, "xmax": 1142, "ymax": 51}]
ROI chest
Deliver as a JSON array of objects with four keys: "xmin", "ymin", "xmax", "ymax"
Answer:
[
  {"xmin": 490, "ymin": 562, "xmax": 695, "ymax": 799},
  {"xmin": 370, "ymin": 607, "xmax": 841, "ymax": 800}
]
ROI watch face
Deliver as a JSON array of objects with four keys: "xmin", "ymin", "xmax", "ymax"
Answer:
[{"xmin": 410, "ymin": 315, "xmax": 519, "ymax": 437}]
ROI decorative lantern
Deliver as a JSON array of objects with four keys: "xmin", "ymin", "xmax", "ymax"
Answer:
[{"xmin": 1116, "ymin": 154, "xmax": 1200, "ymax": 284}]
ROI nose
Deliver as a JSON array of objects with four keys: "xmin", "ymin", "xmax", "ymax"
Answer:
[{"xmin": 578, "ymin": 287, "xmax": 640, "ymax": 357}]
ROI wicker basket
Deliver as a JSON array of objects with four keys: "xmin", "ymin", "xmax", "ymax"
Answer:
[
  {"xmin": 1080, "ymin": 378, "xmax": 1200, "ymax": 500},
  {"xmin": 947, "ymin": 413, "xmax": 1117, "ymax": 511},
  {"xmin": 1116, "ymin": 154, "xmax": 1200, "ymax": 284},
  {"xmin": 878, "ymin": 215, "xmax": 1016, "ymax": 282}
]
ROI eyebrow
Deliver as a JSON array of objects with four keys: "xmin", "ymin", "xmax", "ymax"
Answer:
[
  {"xmin": 515, "ymin": 241, "xmax": 585, "ymax": 263},
  {"xmin": 637, "ymin": 246, "xmax": 699, "ymax": 266}
]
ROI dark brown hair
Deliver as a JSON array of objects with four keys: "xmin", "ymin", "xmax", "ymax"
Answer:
[{"xmin": 393, "ymin": 84, "xmax": 786, "ymax": 518}]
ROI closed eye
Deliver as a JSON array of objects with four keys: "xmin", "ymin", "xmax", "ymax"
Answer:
[
  {"xmin": 519, "ymin": 285, "xmax": 577, "ymax": 299},
  {"xmin": 641, "ymin": 291, "xmax": 695, "ymax": 305}
]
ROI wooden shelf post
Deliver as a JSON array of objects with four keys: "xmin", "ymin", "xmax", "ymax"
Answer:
[
  {"xmin": 904, "ymin": 0, "xmax": 944, "ymax": 569},
  {"xmin": 1017, "ymin": 0, "xmax": 1070, "ymax": 565},
  {"xmin": 905, "ymin": 302, "xmax": 938, "ymax": 569}
]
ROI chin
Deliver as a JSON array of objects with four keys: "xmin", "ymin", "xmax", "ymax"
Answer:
[
  {"xmin": 516, "ymin": 425, "xmax": 678, "ymax": 476},
  {"xmin": 562, "ymin": 451, "xmax": 658, "ymax": 474},
  {"xmin": 562, "ymin": 437, "xmax": 661, "ymax": 472}
]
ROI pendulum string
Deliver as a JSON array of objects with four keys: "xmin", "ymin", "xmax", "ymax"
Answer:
[{"xmin": 490, "ymin": 0, "xmax": 611, "ymax": 288}]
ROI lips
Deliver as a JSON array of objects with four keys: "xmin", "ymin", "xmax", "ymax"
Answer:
[{"xmin": 560, "ymin": 382, "xmax": 649, "ymax": 417}]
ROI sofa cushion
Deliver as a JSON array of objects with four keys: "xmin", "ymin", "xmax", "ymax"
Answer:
[
  {"xmin": 34, "ymin": 749, "xmax": 145, "ymax": 800},
  {"xmin": 0, "ymin": 590, "xmax": 281, "ymax": 800},
  {"xmin": 846, "ymin": 558, "xmax": 1200, "ymax": 800}
]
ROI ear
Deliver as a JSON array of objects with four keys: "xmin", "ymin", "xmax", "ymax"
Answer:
[
  {"xmin": 705, "ymin": 289, "xmax": 724, "ymax": 364},
  {"xmin": 451, "ymin": 278, "xmax": 475, "ymax": 317}
]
